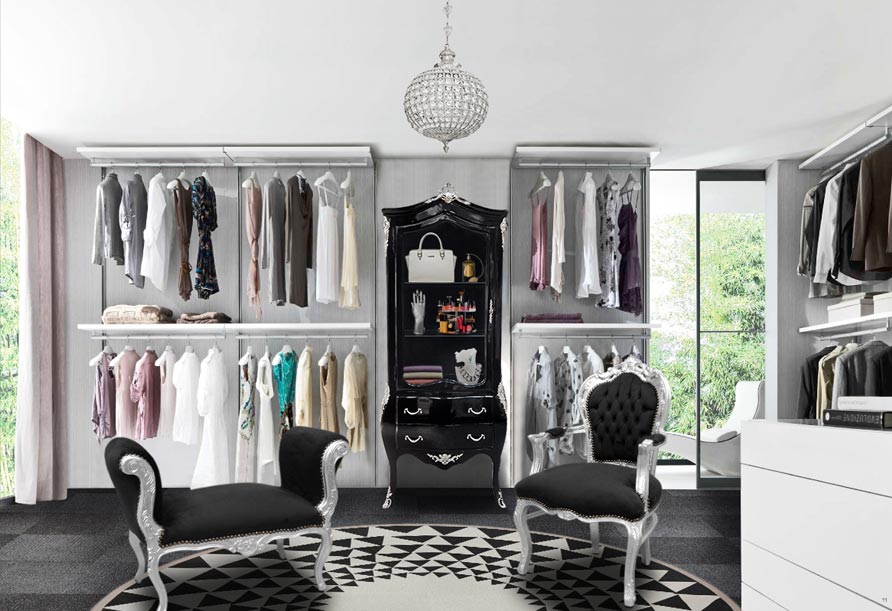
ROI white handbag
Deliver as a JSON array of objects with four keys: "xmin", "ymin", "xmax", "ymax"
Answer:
[{"xmin": 405, "ymin": 232, "xmax": 457, "ymax": 282}]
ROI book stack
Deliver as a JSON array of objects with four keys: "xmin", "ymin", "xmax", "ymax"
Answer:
[{"xmin": 824, "ymin": 397, "xmax": 892, "ymax": 430}]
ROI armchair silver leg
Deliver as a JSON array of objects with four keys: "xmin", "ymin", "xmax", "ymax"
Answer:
[
  {"xmin": 622, "ymin": 522, "xmax": 643, "ymax": 608},
  {"xmin": 589, "ymin": 523, "xmax": 603, "ymax": 557},
  {"xmin": 513, "ymin": 500, "xmax": 532, "ymax": 575},
  {"xmin": 146, "ymin": 550, "xmax": 168, "ymax": 611},
  {"xmin": 276, "ymin": 539, "xmax": 286, "ymax": 560},
  {"xmin": 314, "ymin": 527, "xmax": 332, "ymax": 592},
  {"xmin": 128, "ymin": 531, "xmax": 147, "ymax": 582},
  {"xmin": 640, "ymin": 539, "xmax": 652, "ymax": 566}
]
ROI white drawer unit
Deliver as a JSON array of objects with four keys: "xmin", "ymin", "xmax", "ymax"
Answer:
[{"xmin": 741, "ymin": 421, "xmax": 892, "ymax": 611}]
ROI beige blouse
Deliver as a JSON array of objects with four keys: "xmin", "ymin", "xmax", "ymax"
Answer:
[
  {"xmin": 341, "ymin": 349, "xmax": 368, "ymax": 452},
  {"xmin": 318, "ymin": 351, "xmax": 340, "ymax": 433}
]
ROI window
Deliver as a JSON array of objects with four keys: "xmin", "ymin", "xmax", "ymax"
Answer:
[{"xmin": 0, "ymin": 117, "xmax": 22, "ymax": 498}]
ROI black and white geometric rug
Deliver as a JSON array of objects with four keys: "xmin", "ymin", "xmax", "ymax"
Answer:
[{"xmin": 96, "ymin": 525, "xmax": 740, "ymax": 611}]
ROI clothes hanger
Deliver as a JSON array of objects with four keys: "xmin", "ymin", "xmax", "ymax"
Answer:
[
  {"xmin": 621, "ymin": 171, "xmax": 641, "ymax": 193},
  {"xmin": 272, "ymin": 164, "xmax": 281, "ymax": 181},
  {"xmin": 108, "ymin": 346, "xmax": 130, "ymax": 368},
  {"xmin": 264, "ymin": 343, "xmax": 270, "ymax": 358},
  {"xmin": 239, "ymin": 345, "xmax": 254, "ymax": 365},
  {"xmin": 530, "ymin": 167, "xmax": 552, "ymax": 196},
  {"xmin": 133, "ymin": 164, "xmax": 140, "ymax": 177},
  {"xmin": 351, "ymin": 344, "xmax": 361, "ymax": 354},
  {"xmin": 185, "ymin": 343, "xmax": 194, "ymax": 353},
  {"xmin": 88, "ymin": 345, "xmax": 114, "ymax": 367},
  {"xmin": 340, "ymin": 171, "xmax": 353, "ymax": 193},
  {"xmin": 201, "ymin": 167, "xmax": 210, "ymax": 180},
  {"xmin": 241, "ymin": 170, "xmax": 259, "ymax": 189},
  {"xmin": 296, "ymin": 167, "xmax": 306, "ymax": 179}
]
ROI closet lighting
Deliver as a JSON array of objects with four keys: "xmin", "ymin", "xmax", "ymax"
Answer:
[{"xmin": 403, "ymin": 0, "xmax": 488, "ymax": 153}]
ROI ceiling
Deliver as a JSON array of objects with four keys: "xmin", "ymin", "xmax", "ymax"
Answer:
[{"xmin": 2, "ymin": 0, "xmax": 891, "ymax": 167}]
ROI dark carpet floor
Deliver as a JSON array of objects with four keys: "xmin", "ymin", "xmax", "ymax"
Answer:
[{"xmin": 0, "ymin": 487, "xmax": 740, "ymax": 611}]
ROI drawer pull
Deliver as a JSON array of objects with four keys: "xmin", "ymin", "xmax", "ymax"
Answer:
[
  {"xmin": 403, "ymin": 407, "xmax": 423, "ymax": 416},
  {"xmin": 404, "ymin": 435, "xmax": 424, "ymax": 444},
  {"xmin": 466, "ymin": 433, "xmax": 486, "ymax": 442},
  {"xmin": 468, "ymin": 406, "xmax": 487, "ymax": 416}
]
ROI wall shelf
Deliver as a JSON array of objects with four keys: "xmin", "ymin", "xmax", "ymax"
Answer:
[
  {"xmin": 798, "ymin": 313, "xmax": 892, "ymax": 338},
  {"xmin": 223, "ymin": 146, "xmax": 373, "ymax": 167},
  {"xmin": 76, "ymin": 145, "xmax": 374, "ymax": 168},
  {"xmin": 512, "ymin": 322, "xmax": 661, "ymax": 336},
  {"xmin": 76, "ymin": 146, "xmax": 229, "ymax": 167},
  {"xmin": 798, "ymin": 103, "xmax": 892, "ymax": 174},
  {"xmin": 78, "ymin": 322, "xmax": 374, "ymax": 339}
]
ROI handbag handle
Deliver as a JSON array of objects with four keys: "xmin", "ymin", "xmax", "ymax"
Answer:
[{"xmin": 416, "ymin": 232, "xmax": 445, "ymax": 259}]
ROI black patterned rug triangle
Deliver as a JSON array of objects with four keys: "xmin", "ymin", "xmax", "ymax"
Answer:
[{"xmin": 95, "ymin": 525, "xmax": 740, "ymax": 610}]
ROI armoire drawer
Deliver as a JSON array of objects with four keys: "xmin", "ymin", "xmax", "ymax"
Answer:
[
  {"xmin": 397, "ymin": 396, "xmax": 493, "ymax": 424},
  {"xmin": 397, "ymin": 424, "xmax": 494, "ymax": 450}
]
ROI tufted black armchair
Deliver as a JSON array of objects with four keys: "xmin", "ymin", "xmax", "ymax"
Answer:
[
  {"xmin": 513, "ymin": 360, "xmax": 670, "ymax": 608},
  {"xmin": 105, "ymin": 426, "xmax": 349, "ymax": 611}
]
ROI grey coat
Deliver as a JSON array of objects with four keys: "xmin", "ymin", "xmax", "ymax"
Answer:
[
  {"xmin": 120, "ymin": 174, "xmax": 148, "ymax": 288},
  {"xmin": 260, "ymin": 177, "xmax": 287, "ymax": 305},
  {"xmin": 92, "ymin": 173, "xmax": 124, "ymax": 265},
  {"xmin": 831, "ymin": 340, "xmax": 889, "ymax": 408},
  {"xmin": 286, "ymin": 175, "xmax": 313, "ymax": 307}
]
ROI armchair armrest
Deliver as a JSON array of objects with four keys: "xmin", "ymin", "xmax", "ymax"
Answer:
[
  {"xmin": 279, "ymin": 427, "xmax": 349, "ymax": 524},
  {"xmin": 118, "ymin": 454, "xmax": 164, "ymax": 547},
  {"xmin": 634, "ymin": 435, "xmax": 666, "ymax": 513},
  {"xmin": 528, "ymin": 424, "xmax": 587, "ymax": 476}
]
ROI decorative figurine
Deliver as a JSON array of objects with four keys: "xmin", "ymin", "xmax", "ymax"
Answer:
[
  {"xmin": 455, "ymin": 347, "xmax": 482, "ymax": 385},
  {"xmin": 411, "ymin": 290, "xmax": 426, "ymax": 335}
]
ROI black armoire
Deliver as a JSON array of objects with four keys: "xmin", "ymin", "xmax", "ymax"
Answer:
[{"xmin": 381, "ymin": 188, "xmax": 508, "ymax": 509}]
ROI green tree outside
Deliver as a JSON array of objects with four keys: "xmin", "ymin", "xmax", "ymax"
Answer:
[
  {"xmin": 651, "ymin": 211, "xmax": 765, "ymax": 438},
  {"xmin": 0, "ymin": 118, "xmax": 21, "ymax": 498}
]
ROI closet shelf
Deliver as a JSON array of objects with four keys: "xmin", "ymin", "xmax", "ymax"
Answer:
[
  {"xmin": 76, "ymin": 146, "xmax": 229, "ymax": 168},
  {"xmin": 512, "ymin": 146, "xmax": 660, "ymax": 169},
  {"xmin": 78, "ymin": 322, "xmax": 374, "ymax": 338},
  {"xmin": 798, "ymin": 313, "xmax": 892, "ymax": 337},
  {"xmin": 512, "ymin": 322, "xmax": 660, "ymax": 336},
  {"xmin": 798, "ymin": 103, "xmax": 892, "ymax": 174}
]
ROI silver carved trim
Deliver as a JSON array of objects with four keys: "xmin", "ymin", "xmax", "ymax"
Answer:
[
  {"xmin": 379, "ymin": 383, "xmax": 390, "ymax": 424},
  {"xmin": 427, "ymin": 452, "xmax": 463, "ymax": 466},
  {"xmin": 499, "ymin": 217, "xmax": 508, "ymax": 249},
  {"xmin": 404, "ymin": 434, "xmax": 424, "ymax": 444},
  {"xmin": 497, "ymin": 382, "xmax": 507, "ymax": 416},
  {"xmin": 488, "ymin": 299, "xmax": 494, "ymax": 323},
  {"xmin": 466, "ymin": 433, "xmax": 485, "ymax": 442},
  {"xmin": 497, "ymin": 489, "xmax": 506, "ymax": 509},
  {"xmin": 467, "ymin": 406, "xmax": 486, "ymax": 416},
  {"xmin": 438, "ymin": 182, "xmax": 458, "ymax": 203},
  {"xmin": 119, "ymin": 439, "xmax": 348, "ymax": 610},
  {"xmin": 382, "ymin": 217, "xmax": 391, "ymax": 251},
  {"xmin": 382, "ymin": 486, "xmax": 393, "ymax": 509}
]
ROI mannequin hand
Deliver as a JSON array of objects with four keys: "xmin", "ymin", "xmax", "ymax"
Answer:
[{"xmin": 411, "ymin": 291, "xmax": 425, "ymax": 334}]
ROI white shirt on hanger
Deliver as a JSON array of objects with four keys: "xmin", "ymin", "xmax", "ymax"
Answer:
[
  {"xmin": 255, "ymin": 351, "xmax": 280, "ymax": 485},
  {"xmin": 549, "ymin": 170, "xmax": 566, "ymax": 299},
  {"xmin": 814, "ymin": 163, "xmax": 860, "ymax": 286},
  {"xmin": 576, "ymin": 172, "xmax": 602, "ymax": 298},
  {"xmin": 171, "ymin": 348, "xmax": 201, "ymax": 445},
  {"xmin": 295, "ymin": 345, "xmax": 314, "ymax": 427},
  {"xmin": 141, "ymin": 171, "xmax": 174, "ymax": 291},
  {"xmin": 154, "ymin": 347, "xmax": 177, "ymax": 438},
  {"xmin": 191, "ymin": 348, "xmax": 230, "ymax": 489}
]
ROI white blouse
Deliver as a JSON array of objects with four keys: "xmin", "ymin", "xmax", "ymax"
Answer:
[
  {"xmin": 154, "ymin": 347, "xmax": 177, "ymax": 437},
  {"xmin": 342, "ymin": 349, "xmax": 368, "ymax": 452},
  {"xmin": 548, "ymin": 171, "xmax": 566, "ymax": 299},
  {"xmin": 191, "ymin": 349, "xmax": 230, "ymax": 489},
  {"xmin": 315, "ymin": 186, "xmax": 341, "ymax": 304},
  {"xmin": 576, "ymin": 172, "xmax": 602, "ymax": 298},
  {"xmin": 171, "ymin": 349, "xmax": 201, "ymax": 445},
  {"xmin": 339, "ymin": 183, "xmax": 361, "ymax": 309},
  {"xmin": 141, "ymin": 172, "xmax": 173, "ymax": 291},
  {"xmin": 295, "ymin": 346, "xmax": 314, "ymax": 427},
  {"xmin": 255, "ymin": 353, "xmax": 279, "ymax": 485}
]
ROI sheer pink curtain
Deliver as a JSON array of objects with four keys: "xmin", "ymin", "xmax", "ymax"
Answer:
[{"xmin": 14, "ymin": 134, "xmax": 67, "ymax": 504}]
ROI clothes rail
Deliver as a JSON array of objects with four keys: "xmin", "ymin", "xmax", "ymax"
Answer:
[
  {"xmin": 514, "ymin": 162, "xmax": 650, "ymax": 169},
  {"xmin": 90, "ymin": 334, "xmax": 227, "ymax": 341},
  {"xmin": 89, "ymin": 162, "xmax": 227, "ymax": 168},
  {"xmin": 815, "ymin": 325, "xmax": 889, "ymax": 342},
  {"xmin": 234, "ymin": 334, "xmax": 369, "ymax": 340},
  {"xmin": 819, "ymin": 129, "xmax": 891, "ymax": 179},
  {"xmin": 232, "ymin": 162, "xmax": 368, "ymax": 168}
]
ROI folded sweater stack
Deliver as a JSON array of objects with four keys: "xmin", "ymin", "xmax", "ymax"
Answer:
[
  {"xmin": 101, "ymin": 305, "xmax": 174, "ymax": 324},
  {"xmin": 177, "ymin": 311, "xmax": 232, "ymax": 324},
  {"xmin": 403, "ymin": 365, "xmax": 443, "ymax": 386}
]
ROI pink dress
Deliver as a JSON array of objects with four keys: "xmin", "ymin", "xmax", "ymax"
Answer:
[
  {"xmin": 530, "ymin": 191, "xmax": 549, "ymax": 290},
  {"xmin": 114, "ymin": 349, "xmax": 140, "ymax": 439},
  {"xmin": 131, "ymin": 349, "xmax": 161, "ymax": 439}
]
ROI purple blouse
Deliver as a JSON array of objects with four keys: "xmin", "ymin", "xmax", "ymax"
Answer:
[
  {"xmin": 131, "ymin": 350, "xmax": 161, "ymax": 440},
  {"xmin": 618, "ymin": 203, "xmax": 642, "ymax": 316},
  {"xmin": 530, "ymin": 192, "xmax": 549, "ymax": 290},
  {"xmin": 92, "ymin": 352, "xmax": 117, "ymax": 441}
]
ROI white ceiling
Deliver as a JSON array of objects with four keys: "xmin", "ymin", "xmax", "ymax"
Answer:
[{"xmin": 2, "ymin": 0, "xmax": 891, "ymax": 167}]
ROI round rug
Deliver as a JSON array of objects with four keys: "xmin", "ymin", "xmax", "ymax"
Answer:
[{"xmin": 97, "ymin": 525, "xmax": 740, "ymax": 610}]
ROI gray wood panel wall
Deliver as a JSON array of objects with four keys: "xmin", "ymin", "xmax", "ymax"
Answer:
[
  {"xmin": 508, "ymin": 167, "xmax": 648, "ymax": 482},
  {"xmin": 64, "ymin": 160, "xmax": 377, "ymax": 488}
]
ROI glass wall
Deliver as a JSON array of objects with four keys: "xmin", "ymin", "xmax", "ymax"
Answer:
[
  {"xmin": 0, "ymin": 118, "xmax": 22, "ymax": 498},
  {"xmin": 697, "ymin": 172, "xmax": 766, "ymax": 483}
]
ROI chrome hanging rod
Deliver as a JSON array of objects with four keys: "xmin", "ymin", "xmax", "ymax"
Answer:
[
  {"xmin": 815, "ymin": 325, "xmax": 889, "ymax": 342},
  {"xmin": 232, "ymin": 162, "xmax": 368, "ymax": 168},
  {"xmin": 91, "ymin": 334, "xmax": 226, "ymax": 341},
  {"xmin": 514, "ymin": 162, "xmax": 650, "ymax": 169},
  {"xmin": 234, "ymin": 334, "xmax": 369, "ymax": 340},
  {"xmin": 90, "ymin": 162, "xmax": 226, "ymax": 168},
  {"xmin": 820, "ymin": 129, "xmax": 892, "ymax": 178}
]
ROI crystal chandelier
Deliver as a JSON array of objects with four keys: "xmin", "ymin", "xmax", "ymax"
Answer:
[{"xmin": 403, "ymin": 0, "xmax": 489, "ymax": 153}]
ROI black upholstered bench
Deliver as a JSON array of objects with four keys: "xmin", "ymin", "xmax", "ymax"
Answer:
[{"xmin": 105, "ymin": 427, "xmax": 349, "ymax": 611}]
